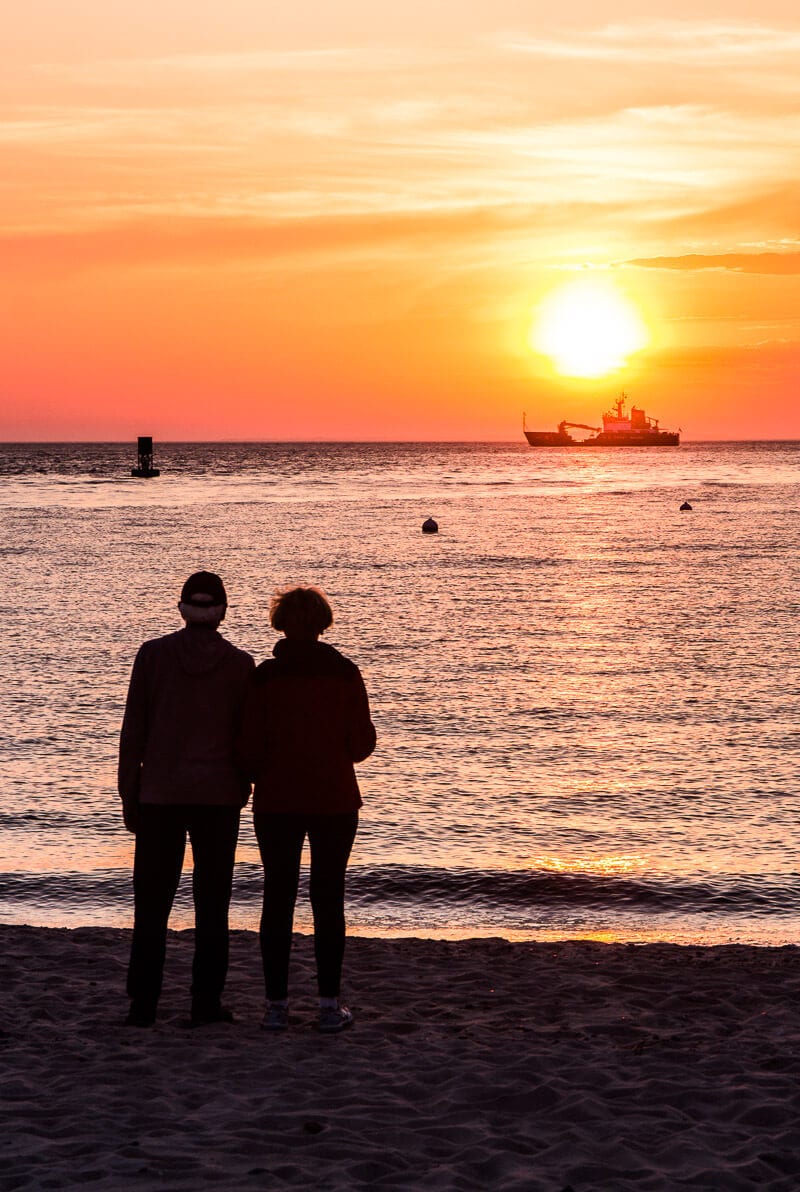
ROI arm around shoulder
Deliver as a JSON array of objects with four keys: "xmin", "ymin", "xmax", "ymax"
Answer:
[{"xmin": 234, "ymin": 671, "xmax": 267, "ymax": 782}]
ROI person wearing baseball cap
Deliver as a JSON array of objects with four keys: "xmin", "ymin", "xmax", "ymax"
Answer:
[{"xmin": 118, "ymin": 570, "xmax": 254, "ymax": 1027}]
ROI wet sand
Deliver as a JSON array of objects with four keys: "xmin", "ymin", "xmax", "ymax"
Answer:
[{"xmin": 3, "ymin": 924, "xmax": 800, "ymax": 1190}]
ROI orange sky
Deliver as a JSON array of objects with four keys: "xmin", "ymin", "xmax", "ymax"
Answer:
[{"xmin": 3, "ymin": 1, "xmax": 800, "ymax": 439}]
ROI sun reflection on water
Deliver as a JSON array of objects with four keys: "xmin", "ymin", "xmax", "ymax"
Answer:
[{"xmin": 529, "ymin": 854, "xmax": 648, "ymax": 876}]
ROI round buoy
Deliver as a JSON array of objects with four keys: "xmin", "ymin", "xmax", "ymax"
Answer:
[
  {"xmin": 679, "ymin": 501, "xmax": 692, "ymax": 511},
  {"xmin": 422, "ymin": 517, "xmax": 438, "ymax": 534}
]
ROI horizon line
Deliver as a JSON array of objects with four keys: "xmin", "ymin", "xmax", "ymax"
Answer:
[{"xmin": 1, "ymin": 437, "xmax": 800, "ymax": 447}]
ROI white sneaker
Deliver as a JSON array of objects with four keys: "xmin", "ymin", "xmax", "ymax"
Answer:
[{"xmin": 319, "ymin": 1005, "xmax": 354, "ymax": 1034}]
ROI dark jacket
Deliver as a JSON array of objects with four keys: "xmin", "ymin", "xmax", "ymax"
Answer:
[
  {"xmin": 118, "ymin": 627, "xmax": 255, "ymax": 809},
  {"xmin": 236, "ymin": 638, "xmax": 376, "ymax": 815}
]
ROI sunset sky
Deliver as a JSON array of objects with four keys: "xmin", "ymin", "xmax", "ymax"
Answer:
[{"xmin": 3, "ymin": 1, "xmax": 800, "ymax": 440}]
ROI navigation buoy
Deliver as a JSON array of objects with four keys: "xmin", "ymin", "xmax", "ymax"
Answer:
[
  {"xmin": 422, "ymin": 517, "xmax": 438, "ymax": 534},
  {"xmin": 131, "ymin": 435, "xmax": 160, "ymax": 478},
  {"xmin": 679, "ymin": 501, "xmax": 692, "ymax": 511}
]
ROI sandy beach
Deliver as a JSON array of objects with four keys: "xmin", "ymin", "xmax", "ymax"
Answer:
[{"xmin": 2, "ymin": 925, "xmax": 800, "ymax": 1191}]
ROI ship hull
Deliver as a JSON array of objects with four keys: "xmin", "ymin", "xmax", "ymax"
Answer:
[
  {"xmin": 580, "ymin": 431, "xmax": 679, "ymax": 446},
  {"xmin": 524, "ymin": 431, "xmax": 574, "ymax": 446},
  {"xmin": 524, "ymin": 431, "xmax": 679, "ymax": 447}
]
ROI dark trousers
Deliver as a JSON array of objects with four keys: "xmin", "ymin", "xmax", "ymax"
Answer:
[
  {"xmin": 127, "ymin": 803, "xmax": 240, "ymax": 1008},
  {"xmin": 254, "ymin": 812, "xmax": 358, "ymax": 1001}
]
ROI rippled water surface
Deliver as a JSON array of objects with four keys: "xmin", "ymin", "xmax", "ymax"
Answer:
[{"xmin": 2, "ymin": 440, "xmax": 799, "ymax": 943}]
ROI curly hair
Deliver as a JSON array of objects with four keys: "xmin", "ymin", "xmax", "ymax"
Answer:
[{"xmin": 269, "ymin": 586, "xmax": 334, "ymax": 637}]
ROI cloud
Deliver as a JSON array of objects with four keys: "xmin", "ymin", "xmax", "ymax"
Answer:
[
  {"xmin": 6, "ymin": 16, "xmax": 800, "ymax": 270},
  {"xmin": 500, "ymin": 21, "xmax": 800, "ymax": 66},
  {"xmin": 0, "ymin": 206, "xmax": 562, "ymax": 271},
  {"xmin": 628, "ymin": 253, "xmax": 800, "ymax": 275},
  {"xmin": 29, "ymin": 43, "xmax": 455, "ymax": 87},
  {"xmin": 642, "ymin": 184, "xmax": 800, "ymax": 242},
  {"xmin": 648, "ymin": 341, "xmax": 800, "ymax": 373}
]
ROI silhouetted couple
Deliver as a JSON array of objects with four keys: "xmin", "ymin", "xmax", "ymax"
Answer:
[{"xmin": 118, "ymin": 571, "xmax": 376, "ymax": 1031}]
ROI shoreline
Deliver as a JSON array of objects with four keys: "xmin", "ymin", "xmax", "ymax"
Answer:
[
  {"xmin": 4, "ymin": 903, "xmax": 799, "ymax": 948},
  {"xmin": 4, "ymin": 924, "xmax": 800, "ymax": 1189},
  {"xmin": 5, "ymin": 914, "xmax": 800, "ymax": 950}
]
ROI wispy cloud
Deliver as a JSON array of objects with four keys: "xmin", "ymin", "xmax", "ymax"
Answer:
[
  {"xmin": 642, "ymin": 184, "xmax": 800, "ymax": 243},
  {"xmin": 628, "ymin": 253, "xmax": 800, "ymax": 274},
  {"xmin": 5, "ymin": 16, "xmax": 800, "ymax": 272},
  {"xmin": 30, "ymin": 44, "xmax": 450, "ymax": 85},
  {"xmin": 500, "ymin": 21, "xmax": 800, "ymax": 65},
  {"xmin": 0, "ymin": 202, "xmax": 640, "ymax": 273}
]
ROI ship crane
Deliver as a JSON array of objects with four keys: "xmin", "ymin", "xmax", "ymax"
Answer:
[{"xmin": 557, "ymin": 421, "xmax": 601, "ymax": 435}]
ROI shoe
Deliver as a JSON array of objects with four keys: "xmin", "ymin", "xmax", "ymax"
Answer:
[
  {"xmin": 319, "ymin": 1005, "xmax": 354, "ymax": 1034},
  {"xmin": 261, "ymin": 1003, "xmax": 289, "ymax": 1032},
  {"xmin": 125, "ymin": 1001, "xmax": 156, "ymax": 1027},
  {"xmin": 189, "ymin": 1001, "xmax": 234, "ymax": 1027}
]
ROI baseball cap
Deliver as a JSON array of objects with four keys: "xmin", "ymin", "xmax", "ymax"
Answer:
[{"xmin": 180, "ymin": 571, "xmax": 227, "ymax": 607}]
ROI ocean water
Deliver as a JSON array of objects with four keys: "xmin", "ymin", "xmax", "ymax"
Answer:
[{"xmin": 2, "ymin": 439, "xmax": 800, "ymax": 945}]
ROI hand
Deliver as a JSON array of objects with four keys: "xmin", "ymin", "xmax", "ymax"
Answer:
[{"xmin": 122, "ymin": 802, "xmax": 139, "ymax": 834}]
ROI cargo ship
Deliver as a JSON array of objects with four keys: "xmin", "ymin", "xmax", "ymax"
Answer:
[{"xmin": 524, "ymin": 393, "xmax": 679, "ymax": 447}]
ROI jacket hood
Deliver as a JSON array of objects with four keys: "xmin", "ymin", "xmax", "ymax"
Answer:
[
  {"xmin": 169, "ymin": 627, "xmax": 233, "ymax": 676},
  {"xmin": 260, "ymin": 637, "xmax": 355, "ymax": 679}
]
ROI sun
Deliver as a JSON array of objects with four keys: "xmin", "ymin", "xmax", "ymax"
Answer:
[{"xmin": 530, "ymin": 280, "xmax": 649, "ymax": 377}]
